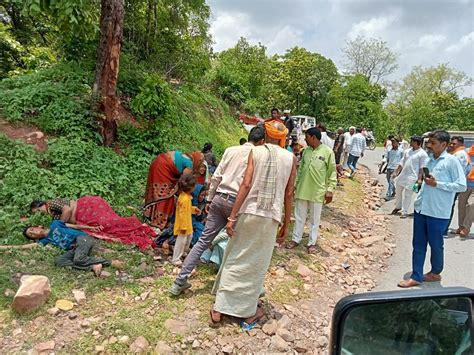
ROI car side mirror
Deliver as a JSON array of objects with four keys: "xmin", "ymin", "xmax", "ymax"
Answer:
[{"xmin": 330, "ymin": 287, "xmax": 473, "ymax": 355}]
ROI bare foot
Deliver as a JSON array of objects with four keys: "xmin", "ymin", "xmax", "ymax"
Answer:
[{"xmin": 92, "ymin": 264, "xmax": 103, "ymax": 277}]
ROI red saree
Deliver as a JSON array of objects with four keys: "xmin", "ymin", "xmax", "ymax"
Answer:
[
  {"xmin": 75, "ymin": 196, "xmax": 157, "ymax": 251},
  {"xmin": 144, "ymin": 153, "xmax": 181, "ymax": 229}
]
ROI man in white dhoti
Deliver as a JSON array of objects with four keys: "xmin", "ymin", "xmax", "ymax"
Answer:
[{"xmin": 210, "ymin": 120, "xmax": 297, "ymax": 328}]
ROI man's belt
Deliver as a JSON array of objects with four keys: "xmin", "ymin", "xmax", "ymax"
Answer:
[{"xmin": 216, "ymin": 192, "xmax": 237, "ymax": 203}]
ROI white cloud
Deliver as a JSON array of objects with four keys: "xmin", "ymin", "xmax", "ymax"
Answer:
[
  {"xmin": 267, "ymin": 26, "xmax": 304, "ymax": 54},
  {"xmin": 348, "ymin": 14, "xmax": 398, "ymax": 40},
  {"xmin": 209, "ymin": 12, "xmax": 253, "ymax": 52},
  {"xmin": 418, "ymin": 34, "xmax": 446, "ymax": 50},
  {"xmin": 446, "ymin": 31, "xmax": 474, "ymax": 52}
]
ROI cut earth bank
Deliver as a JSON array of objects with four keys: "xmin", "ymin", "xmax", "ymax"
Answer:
[{"xmin": 0, "ymin": 167, "xmax": 394, "ymax": 354}]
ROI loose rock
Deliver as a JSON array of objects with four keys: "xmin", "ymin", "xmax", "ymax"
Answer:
[
  {"xmin": 55, "ymin": 299, "xmax": 74, "ymax": 311},
  {"xmin": 154, "ymin": 341, "xmax": 172, "ymax": 354},
  {"xmin": 129, "ymin": 336, "xmax": 149, "ymax": 353},
  {"xmin": 296, "ymin": 264, "xmax": 313, "ymax": 278},
  {"xmin": 164, "ymin": 319, "xmax": 188, "ymax": 335},
  {"xmin": 119, "ymin": 335, "xmax": 130, "ymax": 344},
  {"xmin": 12, "ymin": 275, "xmax": 51, "ymax": 314},
  {"xmin": 270, "ymin": 335, "xmax": 289, "ymax": 352},
  {"xmin": 317, "ymin": 335, "xmax": 329, "ymax": 348},
  {"xmin": 34, "ymin": 340, "xmax": 55, "ymax": 352},
  {"xmin": 262, "ymin": 319, "xmax": 278, "ymax": 335},
  {"xmin": 72, "ymin": 289, "xmax": 86, "ymax": 304},
  {"xmin": 47, "ymin": 307, "xmax": 60, "ymax": 316},
  {"xmin": 277, "ymin": 328, "xmax": 295, "ymax": 342}
]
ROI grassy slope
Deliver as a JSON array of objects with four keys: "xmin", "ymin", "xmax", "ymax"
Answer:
[{"xmin": 0, "ymin": 62, "xmax": 245, "ymax": 246}]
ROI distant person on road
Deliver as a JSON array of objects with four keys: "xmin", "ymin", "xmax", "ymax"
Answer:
[
  {"xmin": 398, "ymin": 130, "xmax": 466, "ymax": 288},
  {"xmin": 399, "ymin": 134, "xmax": 410, "ymax": 151},
  {"xmin": 384, "ymin": 138, "xmax": 403, "ymax": 201},
  {"xmin": 317, "ymin": 123, "xmax": 334, "ymax": 149},
  {"xmin": 169, "ymin": 126, "xmax": 265, "ymax": 296},
  {"xmin": 210, "ymin": 120, "xmax": 296, "ymax": 327},
  {"xmin": 333, "ymin": 127, "xmax": 345, "ymax": 165},
  {"xmin": 391, "ymin": 136, "xmax": 428, "ymax": 219},
  {"xmin": 342, "ymin": 126, "xmax": 355, "ymax": 169},
  {"xmin": 457, "ymin": 144, "xmax": 474, "ymax": 237},
  {"xmin": 347, "ymin": 128, "xmax": 366, "ymax": 178},
  {"xmin": 286, "ymin": 127, "xmax": 337, "ymax": 254},
  {"xmin": 282, "ymin": 110, "xmax": 295, "ymax": 138}
]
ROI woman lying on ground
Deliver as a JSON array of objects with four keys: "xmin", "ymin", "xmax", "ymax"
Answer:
[
  {"xmin": 143, "ymin": 150, "xmax": 205, "ymax": 229},
  {"xmin": 30, "ymin": 196, "xmax": 157, "ymax": 251}
]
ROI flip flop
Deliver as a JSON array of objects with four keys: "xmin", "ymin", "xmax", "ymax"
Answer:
[{"xmin": 240, "ymin": 320, "xmax": 258, "ymax": 331}]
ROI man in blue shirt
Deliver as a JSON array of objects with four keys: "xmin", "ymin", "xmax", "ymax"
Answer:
[
  {"xmin": 398, "ymin": 130, "xmax": 467, "ymax": 288},
  {"xmin": 24, "ymin": 221, "xmax": 110, "ymax": 276}
]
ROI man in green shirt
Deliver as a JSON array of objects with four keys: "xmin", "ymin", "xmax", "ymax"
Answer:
[{"xmin": 286, "ymin": 127, "xmax": 337, "ymax": 254}]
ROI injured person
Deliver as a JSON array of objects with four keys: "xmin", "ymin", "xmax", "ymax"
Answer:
[{"xmin": 23, "ymin": 220, "xmax": 110, "ymax": 276}]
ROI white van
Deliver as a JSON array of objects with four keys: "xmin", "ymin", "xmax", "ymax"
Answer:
[{"xmin": 292, "ymin": 115, "xmax": 316, "ymax": 132}]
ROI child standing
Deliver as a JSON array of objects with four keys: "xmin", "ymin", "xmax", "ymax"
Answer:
[{"xmin": 172, "ymin": 175, "xmax": 201, "ymax": 266}]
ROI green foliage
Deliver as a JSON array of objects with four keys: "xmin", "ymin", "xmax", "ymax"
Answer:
[
  {"xmin": 130, "ymin": 75, "xmax": 174, "ymax": 119},
  {"xmin": 0, "ymin": 62, "xmax": 96, "ymax": 138},
  {"xmin": 327, "ymin": 74, "xmax": 387, "ymax": 133}
]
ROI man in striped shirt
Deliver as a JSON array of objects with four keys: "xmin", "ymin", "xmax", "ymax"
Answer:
[{"xmin": 347, "ymin": 128, "xmax": 366, "ymax": 178}]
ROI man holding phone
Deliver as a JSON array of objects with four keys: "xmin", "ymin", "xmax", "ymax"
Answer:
[{"xmin": 398, "ymin": 130, "xmax": 467, "ymax": 288}]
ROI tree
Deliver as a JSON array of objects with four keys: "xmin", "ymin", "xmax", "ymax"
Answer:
[
  {"xmin": 342, "ymin": 36, "xmax": 398, "ymax": 84},
  {"xmin": 327, "ymin": 74, "xmax": 387, "ymax": 132}
]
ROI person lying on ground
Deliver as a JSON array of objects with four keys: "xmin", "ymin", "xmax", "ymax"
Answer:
[
  {"xmin": 30, "ymin": 196, "xmax": 156, "ymax": 251},
  {"xmin": 23, "ymin": 221, "xmax": 110, "ymax": 276}
]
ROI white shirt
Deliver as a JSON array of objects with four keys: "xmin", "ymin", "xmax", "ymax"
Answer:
[
  {"xmin": 208, "ymin": 143, "xmax": 254, "ymax": 200},
  {"xmin": 343, "ymin": 132, "xmax": 353, "ymax": 152},
  {"xmin": 395, "ymin": 148, "xmax": 429, "ymax": 188},
  {"xmin": 320, "ymin": 132, "xmax": 334, "ymax": 149},
  {"xmin": 453, "ymin": 149, "xmax": 470, "ymax": 175},
  {"xmin": 400, "ymin": 140, "xmax": 409, "ymax": 151}
]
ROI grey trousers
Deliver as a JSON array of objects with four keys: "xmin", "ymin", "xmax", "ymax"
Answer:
[
  {"xmin": 458, "ymin": 187, "xmax": 474, "ymax": 230},
  {"xmin": 55, "ymin": 235, "xmax": 110, "ymax": 271},
  {"xmin": 175, "ymin": 195, "xmax": 234, "ymax": 285}
]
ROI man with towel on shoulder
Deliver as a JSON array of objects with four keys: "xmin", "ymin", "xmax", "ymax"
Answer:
[{"xmin": 209, "ymin": 120, "xmax": 297, "ymax": 329}]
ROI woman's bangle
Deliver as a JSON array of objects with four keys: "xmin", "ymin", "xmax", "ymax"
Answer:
[{"xmin": 227, "ymin": 217, "xmax": 237, "ymax": 222}]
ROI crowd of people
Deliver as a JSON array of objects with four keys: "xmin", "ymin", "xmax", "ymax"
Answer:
[{"xmin": 21, "ymin": 107, "xmax": 473, "ymax": 328}]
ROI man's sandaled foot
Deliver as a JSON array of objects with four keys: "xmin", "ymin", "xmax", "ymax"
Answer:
[
  {"xmin": 210, "ymin": 309, "xmax": 221, "ymax": 324},
  {"xmin": 459, "ymin": 227, "xmax": 470, "ymax": 237},
  {"xmin": 423, "ymin": 272, "xmax": 441, "ymax": 282},
  {"xmin": 307, "ymin": 245, "xmax": 317, "ymax": 254},
  {"xmin": 390, "ymin": 208, "xmax": 401, "ymax": 215},
  {"xmin": 92, "ymin": 264, "xmax": 103, "ymax": 277},
  {"xmin": 286, "ymin": 241, "xmax": 299, "ymax": 249},
  {"xmin": 397, "ymin": 278, "xmax": 421, "ymax": 288},
  {"xmin": 244, "ymin": 306, "xmax": 264, "ymax": 325}
]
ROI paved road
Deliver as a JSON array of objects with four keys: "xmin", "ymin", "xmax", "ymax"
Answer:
[{"xmin": 360, "ymin": 147, "xmax": 474, "ymax": 291}]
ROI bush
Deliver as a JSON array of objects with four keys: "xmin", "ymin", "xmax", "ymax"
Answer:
[{"xmin": 0, "ymin": 62, "xmax": 95, "ymax": 139}]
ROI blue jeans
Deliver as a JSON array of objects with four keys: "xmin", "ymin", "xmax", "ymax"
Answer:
[
  {"xmin": 386, "ymin": 168, "xmax": 395, "ymax": 197},
  {"xmin": 411, "ymin": 212, "xmax": 449, "ymax": 283},
  {"xmin": 347, "ymin": 154, "xmax": 360, "ymax": 172}
]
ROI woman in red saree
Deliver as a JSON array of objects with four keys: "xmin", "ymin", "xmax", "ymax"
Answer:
[
  {"xmin": 143, "ymin": 151, "xmax": 205, "ymax": 229},
  {"xmin": 30, "ymin": 197, "xmax": 157, "ymax": 251}
]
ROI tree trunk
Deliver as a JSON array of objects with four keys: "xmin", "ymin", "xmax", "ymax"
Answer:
[{"xmin": 93, "ymin": 0, "xmax": 124, "ymax": 147}]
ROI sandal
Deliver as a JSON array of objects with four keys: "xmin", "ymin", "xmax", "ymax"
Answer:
[
  {"xmin": 397, "ymin": 279, "xmax": 421, "ymax": 288},
  {"xmin": 459, "ymin": 228, "xmax": 470, "ymax": 238},
  {"xmin": 209, "ymin": 309, "xmax": 221, "ymax": 324},
  {"xmin": 423, "ymin": 272, "xmax": 441, "ymax": 282},
  {"xmin": 285, "ymin": 241, "xmax": 299, "ymax": 249},
  {"xmin": 307, "ymin": 245, "xmax": 317, "ymax": 254},
  {"xmin": 390, "ymin": 208, "xmax": 401, "ymax": 215}
]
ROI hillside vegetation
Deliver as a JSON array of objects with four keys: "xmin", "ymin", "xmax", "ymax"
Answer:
[{"xmin": 0, "ymin": 62, "xmax": 245, "ymax": 245}]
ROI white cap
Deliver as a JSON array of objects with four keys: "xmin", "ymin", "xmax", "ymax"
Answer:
[{"xmin": 283, "ymin": 109, "xmax": 291, "ymax": 114}]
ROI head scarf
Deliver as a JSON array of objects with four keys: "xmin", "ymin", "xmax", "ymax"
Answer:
[
  {"xmin": 265, "ymin": 119, "xmax": 288, "ymax": 148},
  {"xmin": 192, "ymin": 184, "xmax": 205, "ymax": 206},
  {"xmin": 188, "ymin": 151, "xmax": 204, "ymax": 171}
]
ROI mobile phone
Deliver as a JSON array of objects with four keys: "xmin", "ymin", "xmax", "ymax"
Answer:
[{"xmin": 422, "ymin": 167, "xmax": 430, "ymax": 178}]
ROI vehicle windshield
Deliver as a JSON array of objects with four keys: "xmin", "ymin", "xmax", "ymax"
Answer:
[{"xmin": 341, "ymin": 297, "xmax": 472, "ymax": 355}]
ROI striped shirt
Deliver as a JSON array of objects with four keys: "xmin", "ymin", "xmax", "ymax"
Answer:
[{"xmin": 349, "ymin": 133, "xmax": 366, "ymax": 157}]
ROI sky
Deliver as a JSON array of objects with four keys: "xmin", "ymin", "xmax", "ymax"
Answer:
[{"xmin": 207, "ymin": 0, "xmax": 474, "ymax": 97}]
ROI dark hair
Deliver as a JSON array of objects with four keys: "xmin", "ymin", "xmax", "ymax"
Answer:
[
  {"xmin": 391, "ymin": 138, "xmax": 399, "ymax": 143},
  {"xmin": 179, "ymin": 174, "xmax": 196, "ymax": 193},
  {"xmin": 306, "ymin": 127, "xmax": 322, "ymax": 141},
  {"xmin": 23, "ymin": 226, "xmax": 34, "ymax": 240},
  {"xmin": 30, "ymin": 200, "xmax": 46, "ymax": 211},
  {"xmin": 429, "ymin": 130, "xmax": 450, "ymax": 143},
  {"xmin": 239, "ymin": 138, "xmax": 247, "ymax": 145},
  {"xmin": 202, "ymin": 143, "xmax": 213, "ymax": 153},
  {"xmin": 451, "ymin": 136, "xmax": 464, "ymax": 144},
  {"xmin": 388, "ymin": 135, "xmax": 394, "ymax": 140},
  {"xmin": 356, "ymin": 128, "xmax": 362, "ymax": 133},
  {"xmin": 248, "ymin": 126, "xmax": 265, "ymax": 143},
  {"xmin": 271, "ymin": 108, "xmax": 279, "ymax": 114},
  {"xmin": 411, "ymin": 135, "xmax": 423, "ymax": 144}
]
